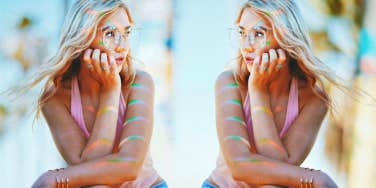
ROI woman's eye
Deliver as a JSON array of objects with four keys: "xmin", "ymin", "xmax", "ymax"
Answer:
[
  {"xmin": 105, "ymin": 31, "xmax": 115, "ymax": 37},
  {"xmin": 238, "ymin": 30, "xmax": 245, "ymax": 37},
  {"xmin": 255, "ymin": 31, "xmax": 264, "ymax": 38}
]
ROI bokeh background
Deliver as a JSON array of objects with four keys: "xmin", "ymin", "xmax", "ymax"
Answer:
[{"xmin": 1, "ymin": 0, "xmax": 376, "ymax": 187}]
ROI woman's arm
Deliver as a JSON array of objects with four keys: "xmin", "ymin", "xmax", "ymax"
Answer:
[
  {"xmin": 79, "ymin": 49, "xmax": 122, "ymax": 161},
  {"xmin": 35, "ymin": 71, "xmax": 155, "ymax": 187},
  {"xmin": 249, "ymin": 85, "xmax": 328, "ymax": 165},
  {"xmin": 215, "ymin": 71, "xmax": 336, "ymax": 187},
  {"xmin": 247, "ymin": 51, "xmax": 327, "ymax": 166}
]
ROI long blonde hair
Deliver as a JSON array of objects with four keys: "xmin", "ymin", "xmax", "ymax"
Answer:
[
  {"xmin": 16, "ymin": 0, "xmax": 136, "ymax": 120},
  {"xmin": 233, "ymin": 0, "xmax": 353, "ymax": 110}
]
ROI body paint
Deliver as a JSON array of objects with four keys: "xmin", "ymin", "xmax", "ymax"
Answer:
[
  {"xmin": 219, "ymin": 82, "xmax": 239, "ymax": 93},
  {"xmin": 225, "ymin": 116, "xmax": 247, "ymax": 127},
  {"xmin": 258, "ymin": 138, "xmax": 286, "ymax": 154},
  {"xmin": 225, "ymin": 135, "xmax": 251, "ymax": 149},
  {"xmin": 97, "ymin": 106, "xmax": 117, "ymax": 116},
  {"xmin": 233, "ymin": 157, "xmax": 277, "ymax": 167},
  {"xmin": 223, "ymin": 99, "xmax": 242, "ymax": 106},
  {"xmin": 93, "ymin": 157, "xmax": 138, "ymax": 168},
  {"xmin": 127, "ymin": 99, "xmax": 146, "ymax": 106},
  {"xmin": 118, "ymin": 135, "xmax": 145, "ymax": 147},
  {"xmin": 252, "ymin": 106, "xmax": 273, "ymax": 116},
  {"xmin": 85, "ymin": 138, "xmax": 112, "ymax": 152},
  {"xmin": 86, "ymin": 105, "xmax": 95, "ymax": 113},
  {"xmin": 122, "ymin": 116, "xmax": 146, "ymax": 127}
]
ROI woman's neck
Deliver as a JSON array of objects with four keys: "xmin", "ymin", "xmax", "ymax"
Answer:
[
  {"xmin": 268, "ymin": 65, "xmax": 292, "ymax": 97},
  {"xmin": 77, "ymin": 63, "xmax": 101, "ymax": 99}
]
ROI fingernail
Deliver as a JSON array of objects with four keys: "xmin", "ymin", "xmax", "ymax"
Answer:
[
  {"xmin": 109, "ymin": 56, "xmax": 115, "ymax": 65},
  {"xmin": 263, "ymin": 53, "xmax": 269, "ymax": 62},
  {"xmin": 254, "ymin": 56, "xmax": 260, "ymax": 64}
]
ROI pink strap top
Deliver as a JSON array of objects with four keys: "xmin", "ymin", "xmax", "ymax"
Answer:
[
  {"xmin": 210, "ymin": 77, "xmax": 299, "ymax": 188},
  {"xmin": 70, "ymin": 76, "xmax": 159, "ymax": 188}
]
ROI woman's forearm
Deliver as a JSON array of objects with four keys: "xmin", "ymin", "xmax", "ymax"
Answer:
[
  {"xmin": 80, "ymin": 87, "xmax": 121, "ymax": 161},
  {"xmin": 58, "ymin": 153, "xmax": 140, "ymax": 187},
  {"xmin": 229, "ymin": 152, "xmax": 321, "ymax": 187},
  {"xmin": 249, "ymin": 87, "xmax": 289, "ymax": 161}
]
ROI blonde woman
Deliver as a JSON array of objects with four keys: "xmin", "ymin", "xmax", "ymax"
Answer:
[
  {"xmin": 29, "ymin": 0, "xmax": 166, "ymax": 187},
  {"xmin": 204, "ymin": 0, "xmax": 340, "ymax": 187}
]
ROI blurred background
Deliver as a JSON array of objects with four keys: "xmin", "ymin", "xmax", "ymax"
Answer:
[{"xmin": 0, "ymin": 0, "xmax": 375, "ymax": 187}]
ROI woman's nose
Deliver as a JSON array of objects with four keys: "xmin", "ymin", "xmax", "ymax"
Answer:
[
  {"xmin": 115, "ymin": 46, "xmax": 126, "ymax": 52},
  {"xmin": 244, "ymin": 46, "xmax": 254, "ymax": 53}
]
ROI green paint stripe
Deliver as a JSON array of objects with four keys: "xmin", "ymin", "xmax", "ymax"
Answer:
[
  {"xmin": 226, "ymin": 116, "xmax": 246, "ymax": 125},
  {"xmin": 227, "ymin": 82, "xmax": 239, "ymax": 88},
  {"xmin": 128, "ymin": 99, "xmax": 144, "ymax": 105},
  {"xmin": 226, "ymin": 99, "xmax": 241, "ymax": 105},
  {"xmin": 131, "ymin": 83, "xmax": 143, "ymax": 88}
]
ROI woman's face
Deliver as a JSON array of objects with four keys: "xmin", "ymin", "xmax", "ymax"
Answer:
[
  {"xmin": 237, "ymin": 8, "xmax": 280, "ymax": 64},
  {"xmin": 90, "ymin": 8, "xmax": 132, "ymax": 70}
]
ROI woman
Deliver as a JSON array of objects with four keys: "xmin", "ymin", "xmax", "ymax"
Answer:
[
  {"xmin": 203, "ymin": 0, "xmax": 341, "ymax": 187},
  {"xmin": 29, "ymin": 0, "xmax": 166, "ymax": 187}
]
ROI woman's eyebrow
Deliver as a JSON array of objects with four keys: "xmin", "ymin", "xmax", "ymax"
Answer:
[
  {"xmin": 102, "ymin": 25, "xmax": 132, "ymax": 32},
  {"xmin": 253, "ymin": 25, "xmax": 268, "ymax": 31},
  {"xmin": 101, "ymin": 25, "xmax": 116, "ymax": 32}
]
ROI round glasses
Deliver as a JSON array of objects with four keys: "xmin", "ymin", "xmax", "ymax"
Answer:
[
  {"xmin": 101, "ymin": 26, "xmax": 130, "ymax": 51},
  {"xmin": 229, "ymin": 26, "xmax": 271, "ymax": 50}
]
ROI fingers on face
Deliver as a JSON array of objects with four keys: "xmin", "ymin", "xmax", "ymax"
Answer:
[
  {"xmin": 268, "ymin": 49, "xmax": 278, "ymax": 74},
  {"xmin": 276, "ymin": 48, "xmax": 287, "ymax": 70},
  {"xmin": 252, "ymin": 55, "xmax": 261, "ymax": 75},
  {"xmin": 109, "ymin": 55, "xmax": 117, "ymax": 74},
  {"xmin": 92, "ymin": 49, "xmax": 102, "ymax": 73},
  {"xmin": 83, "ymin": 49, "xmax": 94, "ymax": 72},
  {"xmin": 100, "ymin": 52, "xmax": 110, "ymax": 73},
  {"xmin": 260, "ymin": 53, "xmax": 269, "ymax": 75}
]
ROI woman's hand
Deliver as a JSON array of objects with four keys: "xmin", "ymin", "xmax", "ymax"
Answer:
[
  {"xmin": 247, "ymin": 49, "xmax": 287, "ymax": 91},
  {"xmin": 82, "ymin": 48, "xmax": 121, "ymax": 92},
  {"xmin": 31, "ymin": 169, "xmax": 69, "ymax": 188}
]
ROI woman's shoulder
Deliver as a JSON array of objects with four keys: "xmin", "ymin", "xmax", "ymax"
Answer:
[
  {"xmin": 125, "ymin": 69, "xmax": 155, "ymax": 91},
  {"xmin": 40, "ymin": 83, "xmax": 71, "ymax": 111},
  {"xmin": 297, "ymin": 79, "xmax": 328, "ymax": 111},
  {"xmin": 215, "ymin": 70, "xmax": 237, "ymax": 87}
]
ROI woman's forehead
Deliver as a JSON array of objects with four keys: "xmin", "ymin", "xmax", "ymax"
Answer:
[
  {"xmin": 100, "ymin": 9, "xmax": 131, "ymax": 29},
  {"xmin": 238, "ymin": 8, "xmax": 271, "ymax": 30}
]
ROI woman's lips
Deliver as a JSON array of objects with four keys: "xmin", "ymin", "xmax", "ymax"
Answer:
[
  {"xmin": 245, "ymin": 57, "xmax": 254, "ymax": 63},
  {"xmin": 115, "ymin": 57, "xmax": 124, "ymax": 65}
]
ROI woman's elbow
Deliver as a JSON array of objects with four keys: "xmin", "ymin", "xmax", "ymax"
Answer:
[
  {"xmin": 118, "ymin": 157, "xmax": 143, "ymax": 181},
  {"xmin": 118, "ymin": 165, "xmax": 140, "ymax": 182},
  {"xmin": 229, "ymin": 164, "xmax": 250, "ymax": 182},
  {"xmin": 65, "ymin": 156, "xmax": 83, "ymax": 166}
]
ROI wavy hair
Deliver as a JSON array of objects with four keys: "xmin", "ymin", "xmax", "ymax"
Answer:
[
  {"xmin": 233, "ymin": 0, "xmax": 356, "ymax": 110},
  {"xmin": 13, "ymin": 0, "xmax": 137, "ymax": 120}
]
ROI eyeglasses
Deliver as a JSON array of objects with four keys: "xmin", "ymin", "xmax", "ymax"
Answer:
[
  {"xmin": 229, "ymin": 25, "xmax": 271, "ymax": 49},
  {"xmin": 100, "ymin": 25, "xmax": 133, "ymax": 51}
]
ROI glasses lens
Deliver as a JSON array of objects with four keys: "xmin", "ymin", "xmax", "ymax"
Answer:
[{"xmin": 102, "ymin": 28, "xmax": 129, "ymax": 50}]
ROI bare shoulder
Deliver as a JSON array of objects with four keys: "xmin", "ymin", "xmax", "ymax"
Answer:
[
  {"xmin": 298, "ymin": 80, "xmax": 328, "ymax": 113},
  {"xmin": 40, "ymin": 84, "xmax": 70, "ymax": 113},
  {"xmin": 132, "ymin": 69, "xmax": 154, "ymax": 89},
  {"xmin": 215, "ymin": 70, "xmax": 237, "ymax": 91}
]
